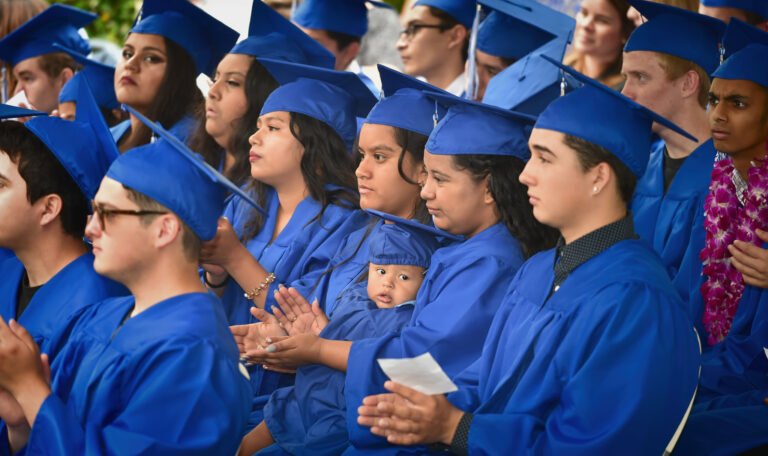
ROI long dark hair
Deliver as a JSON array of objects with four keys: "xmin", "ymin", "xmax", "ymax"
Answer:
[
  {"xmin": 119, "ymin": 36, "xmax": 203, "ymax": 151},
  {"xmin": 453, "ymin": 154, "xmax": 559, "ymax": 259},
  {"xmin": 241, "ymin": 112, "xmax": 359, "ymax": 242},
  {"xmin": 188, "ymin": 57, "xmax": 279, "ymax": 186}
]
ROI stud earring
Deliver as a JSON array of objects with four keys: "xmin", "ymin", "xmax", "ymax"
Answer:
[{"xmin": 593, "ymin": 186, "xmax": 598, "ymax": 193}]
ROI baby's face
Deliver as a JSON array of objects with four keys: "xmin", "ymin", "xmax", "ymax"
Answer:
[{"xmin": 367, "ymin": 263, "xmax": 426, "ymax": 308}]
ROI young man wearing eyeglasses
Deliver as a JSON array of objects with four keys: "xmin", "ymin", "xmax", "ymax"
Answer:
[{"xmin": 0, "ymin": 128, "xmax": 253, "ymax": 454}]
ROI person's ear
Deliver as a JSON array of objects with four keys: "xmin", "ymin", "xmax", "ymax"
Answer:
[
  {"xmin": 446, "ymin": 25, "xmax": 468, "ymax": 51},
  {"xmin": 154, "ymin": 214, "xmax": 182, "ymax": 250},
  {"xmin": 37, "ymin": 194, "xmax": 64, "ymax": 227}
]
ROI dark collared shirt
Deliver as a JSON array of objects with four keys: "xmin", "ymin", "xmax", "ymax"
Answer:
[{"xmin": 549, "ymin": 214, "xmax": 638, "ymax": 298}]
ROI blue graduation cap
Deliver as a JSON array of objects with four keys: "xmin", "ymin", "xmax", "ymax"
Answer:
[
  {"xmin": 413, "ymin": 0, "xmax": 477, "ymax": 28},
  {"xmin": 367, "ymin": 208, "xmax": 462, "ymax": 241},
  {"xmin": 477, "ymin": 0, "xmax": 574, "ymax": 60},
  {"xmin": 258, "ymin": 58, "xmax": 378, "ymax": 151},
  {"xmin": 483, "ymin": 38, "xmax": 578, "ymax": 115},
  {"xmin": 537, "ymin": 56, "xmax": 697, "ymax": 178},
  {"xmin": 130, "ymin": 0, "xmax": 239, "ymax": 77},
  {"xmin": 0, "ymin": 104, "xmax": 45, "ymax": 119},
  {"xmin": 55, "ymin": 44, "xmax": 119, "ymax": 110},
  {"xmin": 364, "ymin": 65, "xmax": 449, "ymax": 136},
  {"xmin": 292, "ymin": 0, "xmax": 392, "ymax": 38},
  {"xmin": 24, "ymin": 79, "xmax": 119, "ymax": 200},
  {"xmin": 719, "ymin": 17, "xmax": 768, "ymax": 60},
  {"xmin": 109, "ymin": 105, "xmax": 265, "ymax": 241},
  {"xmin": 229, "ymin": 0, "xmax": 335, "ymax": 69},
  {"xmin": 367, "ymin": 210, "xmax": 446, "ymax": 269},
  {"xmin": 424, "ymin": 91, "xmax": 537, "ymax": 160},
  {"xmin": 0, "ymin": 4, "xmax": 95, "ymax": 66},
  {"xmin": 700, "ymin": 0, "xmax": 768, "ymax": 21},
  {"xmin": 713, "ymin": 43, "xmax": 768, "ymax": 89},
  {"xmin": 625, "ymin": 0, "xmax": 727, "ymax": 75}
]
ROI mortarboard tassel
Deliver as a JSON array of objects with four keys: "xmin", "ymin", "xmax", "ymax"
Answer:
[{"xmin": 464, "ymin": 4, "xmax": 482, "ymax": 101}]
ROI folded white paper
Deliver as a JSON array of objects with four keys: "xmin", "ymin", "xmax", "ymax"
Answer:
[
  {"xmin": 377, "ymin": 352, "xmax": 458, "ymax": 395},
  {"xmin": 764, "ymin": 347, "xmax": 768, "ymax": 361}
]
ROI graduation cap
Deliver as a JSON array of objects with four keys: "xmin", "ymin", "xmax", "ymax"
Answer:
[
  {"xmin": 55, "ymin": 44, "xmax": 119, "ymax": 111},
  {"xmin": 366, "ymin": 210, "xmax": 449, "ymax": 269},
  {"xmin": 24, "ymin": 78, "xmax": 119, "ymax": 200},
  {"xmin": 424, "ymin": 91, "xmax": 537, "ymax": 160},
  {"xmin": 482, "ymin": 38, "xmax": 578, "ymax": 115},
  {"xmin": 477, "ymin": 0, "xmax": 575, "ymax": 60},
  {"xmin": 229, "ymin": 0, "xmax": 335, "ymax": 69},
  {"xmin": 413, "ymin": 0, "xmax": 477, "ymax": 28},
  {"xmin": 108, "ymin": 105, "xmax": 265, "ymax": 241},
  {"xmin": 292, "ymin": 0, "xmax": 392, "ymax": 38},
  {"xmin": 537, "ymin": 56, "xmax": 697, "ymax": 178},
  {"xmin": 364, "ymin": 65, "xmax": 449, "ymax": 137},
  {"xmin": 130, "ymin": 0, "xmax": 239, "ymax": 77},
  {"xmin": 700, "ymin": 0, "xmax": 768, "ymax": 21},
  {"xmin": 713, "ymin": 43, "xmax": 768, "ymax": 88},
  {"xmin": 625, "ymin": 0, "xmax": 727, "ymax": 74},
  {"xmin": 0, "ymin": 104, "xmax": 45, "ymax": 119},
  {"xmin": 257, "ymin": 58, "xmax": 378, "ymax": 151},
  {"xmin": 719, "ymin": 17, "xmax": 768, "ymax": 60},
  {"xmin": 0, "ymin": 4, "xmax": 95, "ymax": 66}
]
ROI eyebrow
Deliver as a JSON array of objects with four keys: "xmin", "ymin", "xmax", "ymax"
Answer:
[
  {"xmin": 261, "ymin": 115, "xmax": 286, "ymax": 123},
  {"xmin": 366, "ymin": 144, "xmax": 396, "ymax": 153},
  {"xmin": 140, "ymin": 46, "xmax": 166, "ymax": 55},
  {"xmin": 531, "ymin": 144, "xmax": 556, "ymax": 156}
]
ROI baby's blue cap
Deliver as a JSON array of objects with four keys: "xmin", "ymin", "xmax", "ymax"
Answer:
[
  {"xmin": 483, "ymin": 38, "xmax": 576, "ymax": 115},
  {"xmin": 625, "ymin": 0, "xmax": 727, "ymax": 74},
  {"xmin": 108, "ymin": 106, "xmax": 265, "ymax": 241},
  {"xmin": 536, "ymin": 56, "xmax": 697, "ymax": 178},
  {"xmin": 713, "ymin": 43, "xmax": 768, "ymax": 89},
  {"xmin": 477, "ymin": 0, "xmax": 574, "ymax": 60},
  {"xmin": 258, "ymin": 58, "xmax": 378, "ymax": 151},
  {"xmin": 700, "ymin": 0, "xmax": 768, "ymax": 20},
  {"xmin": 364, "ymin": 65, "xmax": 449, "ymax": 137},
  {"xmin": 56, "ymin": 44, "xmax": 119, "ymax": 110},
  {"xmin": 25, "ymin": 79, "xmax": 119, "ymax": 200},
  {"xmin": 413, "ymin": 0, "xmax": 477, "ymax": 28},
  {"xmin": 425, "ymin": 91, "xmax": 537, "ymax": 160},
  {"xmin": 367, "ymin": 211, "xmax": 445, "ymax": 269},
  {"xmin": 292, "ymin": 0, "xmax": 392, "ymax": 38},
  {"xmin": 230, "ymin": 0, "xmax": 335, "ymax": 69},
  {"xmin": 0, "ymin": 4, "xmax": 94, "ymax": 66},
  {"xmin": 130, "ymin": 0, "xmax": 239, "ymax": 77},
  {"xmin": 0, "ymin": 105, "xmax": 45, "ymax": 119},
  {"xmin": 720, "ymin": 17, "xmax": 768, "ymax": 60}
]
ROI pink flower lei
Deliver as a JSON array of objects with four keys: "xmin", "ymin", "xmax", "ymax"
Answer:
[{"xmin": 700, "ymin": 156, "xmax": 768, "ymax": 345}]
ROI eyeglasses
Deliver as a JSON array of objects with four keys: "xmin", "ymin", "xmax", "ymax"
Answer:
[
  {"xmin": 89, "ymin": 200, "xmax": 168, "ymax": 232},
  {"xmin": 399, "ymin": 23, "xmax": 448, "ymax": 40}
]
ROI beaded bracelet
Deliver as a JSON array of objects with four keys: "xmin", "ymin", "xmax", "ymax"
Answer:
[{"xmin": 243, "ymin": 272, "xmax": 276, "ymax": 300}]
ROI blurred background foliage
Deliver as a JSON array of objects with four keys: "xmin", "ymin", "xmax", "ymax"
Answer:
[{"xmin": 57, "ymin": 0, "xmax": 139, "ymax": 44}]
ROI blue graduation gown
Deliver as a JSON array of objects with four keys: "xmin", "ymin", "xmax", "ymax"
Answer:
[
  {"xmin": 109, "ymin": 115, "xmax": 197, "ymax": 144},
  {"xmin": 0, "ymin": 253, "xmax": 127, "ymax": 359},
  {"xmin": 0, "ymin": 248, "xmax": 13, "ymax": 263},
  {"xmin": 12, "ymin": 292, "xmax": 251, "ymax": 456},
  {"xmin": 259, "ymin": 284, "xmax": 414, "ymax": 456},
  {"xmin": 631, "ymin": 139, "xmax": 715, "ymax": 318},
  {"xmin": 221, "ymin": 186, "xmax": 367, "ymax": 424},
  {"xmin": 676, "ymin": 265, "xmax": 768, "ymax": 455},
  {"xmin": 344, "ymin": 223, "xmax": 525, "ymax": 450}
]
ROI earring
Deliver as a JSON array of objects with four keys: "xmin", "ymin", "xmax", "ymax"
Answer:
[{"xmin": 593, "ymin": 186, "xmax": 599, "ymax": 193}]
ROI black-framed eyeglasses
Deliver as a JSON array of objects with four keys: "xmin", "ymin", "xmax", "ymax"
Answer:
[
  {"xmin": 89, "ymin": 200, "xmax": 168, "ymax": 232},
  {"xmin": 399, "ymin": 23, "xmax": 448, "ymax": 40}
]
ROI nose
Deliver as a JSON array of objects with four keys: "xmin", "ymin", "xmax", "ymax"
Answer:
[
  {"xmin": 208, "ymin": 78, "xmax": 221, "ymax": 101},
  {"xmin": 249, "ymin": 128, "xmax": 262, "ymax": 146},
  {"xmin": 709, "ymin": 102, "xmax": 726, "ymax": 125},
  {"xmin": 355, "ymin": 154, "xmax": 371, "ymax": 180},
  {"xmin": 396, "ymin": 32, "xmax": 408, "ymax": 50},
  {"xmin": 519, "ymin": 159, "xmax": 535, "ymax": 187},
  {"xmin": 84, "ymin": 212, "xmax": 102, "ymax": 241},
  {"xmin": 620, "ymin": 81, "xmax": 636, "ymax": 101},
  {"xmin": 420, "ymin": 176, "xmax": 436, "ymax": 200}
]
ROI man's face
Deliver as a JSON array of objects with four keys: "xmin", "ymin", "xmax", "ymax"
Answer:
[
  {"xmin": 708, "ymin": 77, "xmax": 768, "ymax": 156},
  {"xmin": 13, "ymin": 56, "xmax": 67, "ymax": 113},
  {"xmin": 0, "ymin": 152, "xmax": 38, "ymax": 250},
  {"xmin": 621, "ymin": 51, "xmax": 684, "ymax": 134}
]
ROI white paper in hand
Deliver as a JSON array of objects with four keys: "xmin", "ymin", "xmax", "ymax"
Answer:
[
  {"xmin": 377, "ymin": 352, "xmax": 458, "ymax": 395},
  {"xmin": 764, "ymin": 347, "xmax": 768, "ymax": 361}
]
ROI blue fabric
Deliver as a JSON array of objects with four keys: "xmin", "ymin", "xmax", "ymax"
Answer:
[
  {"xmin": 356, "ymin": 70, "xmax": 381, "ymax": 99},
  {"xmin": 0, "ymin": 248, "xmax": 13, "ymax": 263},
  {"xmin": 0, "ymin": 253, "xmax": 126, "ymax": 360},
  {"xmin": 344, "ymin": 223, "xmax": 525, "ymax": 451},
  {"xmin": 413, "ymin": 0, "xmax": 476, "ymax": 28},
  {"xmin": 292, "ymin": 0, "xmax": 391, "ymax": 37},
  {"xmin": 0, "ymin": 105, "xmax": 44, "ymax": 119},
  {"xmin": 16, "ymin": 292, "xmax": 251, "ymax": 455},
  {"xmin": 720, "ymin": 17, "xmax": 768, "ymax": 60},
  {"xmin": 700, "ymin": 0, "xmax": 768, "ymax": 20},
  {"xmin": 109, "ymin": 115, "xmax": 197, "ymax": 145},
  {"xmin": 631, "ymin": 139, "xmax": 715, "ymax": 324},
  {"xmin": 713, "ymin": 43, "xmax": 768, "ymax": 89},
  {"xmin": 56, "ymin": 49, "xmax": 119, "ymax": 110},
  {"xmin": 261, "ymin": 284, "xmax": 414, "ymax": 456},
  {"xmin": 477, "ymin": 10, "xmax": 555, "ymax": 60},
  {"xmin": 220, "ymin": 187, "xmax": 367, "ymax": 423},
  {"xmin": 110, "ymin": 119, "xmax": 131, "ymax": 143}
]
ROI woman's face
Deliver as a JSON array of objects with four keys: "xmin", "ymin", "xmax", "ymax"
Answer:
[
  {"xmin": 356, "ymin": 123, "xmax": 424, "ymax": 219},
  {"xmin": 114, "ymin": 33, "xmax": 167, "ymax": 113},
  {"xmin": 573, "ymin": 0, "xmax": 625, "ymax": 60},
  {"xmin": 519, "ymin": 128, "xmax": 595, "ymax": 233},
  {"xmin": 248, "ymin": 110, "xmax": 305, "ymax": 187},
  {"xmin": 206, "ymin": 53, "xmax": 251, "ymax": 150},
  {"xmin": 420, "ymin": 151, "xmax": 496, "ymax": 238}
]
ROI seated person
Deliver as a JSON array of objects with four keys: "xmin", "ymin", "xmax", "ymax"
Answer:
[{"xmin": 237, "ymin": 212, "xmax": 444, "ymax": 455}]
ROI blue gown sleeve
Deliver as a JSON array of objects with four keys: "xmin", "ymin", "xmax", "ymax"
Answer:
[{"xmin": 23, "ymin": 340, "xmax": 250, "ymax": 456}]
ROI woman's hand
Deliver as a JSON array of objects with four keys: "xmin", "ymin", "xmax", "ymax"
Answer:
[
  {"xmin": 357, "ymin": 381, "xmax": 465, "ymax": 447},
  {"xmin": 230, "ymin": 316, "xmax": 287, "ymax": 359},
  {"xmin": 200, "ymin": 217, "xmax": 245, "ymax": 271},
  {"xmin": 246, "ymin": 333, "xmax": 322, "ymax": 369},
  {"xmin": 273, "ymin": 286, "xmax": 329, "ymax": 336}
]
